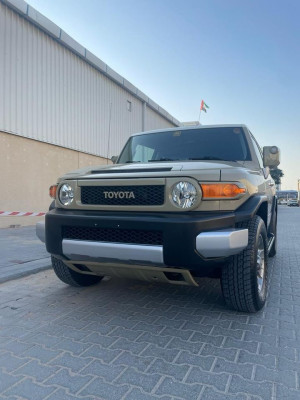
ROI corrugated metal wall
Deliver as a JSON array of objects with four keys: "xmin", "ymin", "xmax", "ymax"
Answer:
[
  {"xmin": 145, "ymin": 107, "xmax": 178, "ymax": 131},
  {"xmin": 0, "ymin": 2, "xmax": 177, "ymax": 158}
]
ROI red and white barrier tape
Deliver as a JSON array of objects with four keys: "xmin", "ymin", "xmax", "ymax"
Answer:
[{"xmin": 0, "ymin": 211, "xmax": 46, "ymax": 217}]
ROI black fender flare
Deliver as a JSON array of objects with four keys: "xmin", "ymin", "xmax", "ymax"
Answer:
[{"xmin": 235, "ymin": 195, "xmax": 268, "ymax": 223}]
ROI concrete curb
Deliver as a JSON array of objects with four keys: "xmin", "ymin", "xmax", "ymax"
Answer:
[{"xmin": 0, "ymin": 257, "xmax": 51, "ymax": 284}]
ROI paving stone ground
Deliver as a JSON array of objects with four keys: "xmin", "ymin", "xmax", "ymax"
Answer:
[
  {"xmin": 0, "ymin": 225, "xmax": 50, "ymax": 283},
  {"xmin": 0, "ymin": 207, "xmax": 299, "ymax": 400}
]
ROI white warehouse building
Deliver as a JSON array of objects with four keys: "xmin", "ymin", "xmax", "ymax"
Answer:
[{"xmin": 0, "ymin": 0, "xmax": 180, "ymax": 228}]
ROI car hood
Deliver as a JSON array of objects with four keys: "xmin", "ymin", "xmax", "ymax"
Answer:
[{"xmin": 58, "ymin": 160, "xmax": 247, "ymax": 183}]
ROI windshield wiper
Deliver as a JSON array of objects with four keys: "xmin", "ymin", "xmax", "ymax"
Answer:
[
  {"xmin": 188, "ymin": 156, "xmax": 236, "ymax": 161},
  {"xmin": 125, "ymin": 161, "xmax": 141, "ymax": 163},
  {"xmin": 148, "ymin": 158, "xmax": 177, "ymax": 162}
]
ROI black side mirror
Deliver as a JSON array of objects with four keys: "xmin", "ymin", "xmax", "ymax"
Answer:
[{"xmin": 111, "ymin": 156, "xmax": 118, "ymax": 164}]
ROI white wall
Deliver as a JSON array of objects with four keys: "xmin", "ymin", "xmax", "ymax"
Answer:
[
  {"xmin": 146, "ymin": 107, "xmax": 178, "ymax": 131},
  {"xmin": 0, "ymin": 1, "xmax": 179, "ymax": 158}
]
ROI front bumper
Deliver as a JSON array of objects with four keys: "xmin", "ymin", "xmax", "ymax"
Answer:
[
  {"xmin": 37, "ymin": 219, "xmax": 247, "ymax": 265},
  {"xmin": 37, "ymin": 195, "xmax": 270, "ymax": 272},
  {"xmin": 36, "ymin": 220, "xmax": 46, "ymax": 243},
  {"xmin": 62, "ymin": 226, "xmax": 248, "ymax": 263}
]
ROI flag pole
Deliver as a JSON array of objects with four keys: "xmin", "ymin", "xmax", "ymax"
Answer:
[{"xmin": 198, "ymin": 108, "xmax": 201, "ymax": 123}]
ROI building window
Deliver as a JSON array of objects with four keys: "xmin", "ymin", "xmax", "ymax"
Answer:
[{"xmin": 127, "ymin": 100, "xmax": 132, "ymax": 112}]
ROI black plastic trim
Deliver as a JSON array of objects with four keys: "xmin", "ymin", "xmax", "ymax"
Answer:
[
  {"xmin": 91, "ymin": 167, "xmax": 172, "ymax": 174},
  {"xmin": 45, "ymin": 195, "xmax": 268, "ymax": 271},
  {"xmin": 234, "ymin": 195, "xmax": 268, "ymax": 223}
]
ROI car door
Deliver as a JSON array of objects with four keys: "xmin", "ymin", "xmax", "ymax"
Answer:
[{"xmin": 249, "ymin": 133, "xmax": 274, "ymax": 228}]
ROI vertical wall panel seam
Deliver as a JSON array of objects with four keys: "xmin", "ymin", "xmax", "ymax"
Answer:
[{"xmin": 0, "ymin": 1, "xmax": 177, "ymax": 159}]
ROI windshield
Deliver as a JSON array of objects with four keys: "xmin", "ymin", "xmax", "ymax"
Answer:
[{"xmin": 118, "ymin": 127, "xmax": 251, "ymax": 164}]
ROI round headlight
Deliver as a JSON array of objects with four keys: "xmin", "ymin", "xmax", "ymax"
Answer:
[
  {"xmin": 171, "ymin": 181, "xmax": 198, "ymax": 209},
  {"xmin": 59, "ymin": 184, "xmax": 74, "ymax": 206}
]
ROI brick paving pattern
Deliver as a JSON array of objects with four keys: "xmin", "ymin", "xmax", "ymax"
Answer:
[
  {"xmin": 0, "ymin": 226, "xmax": 50, "ymax": 283},
  {"xmin": 0, "ymin": 207, "xmax": 299, "ymax": 399}
]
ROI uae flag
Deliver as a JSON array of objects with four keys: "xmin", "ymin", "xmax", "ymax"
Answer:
[{"xmin": 200, "ymin": 100, "xmax": 209, "ymax": 113}]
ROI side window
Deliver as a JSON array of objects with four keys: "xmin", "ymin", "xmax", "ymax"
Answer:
[{"xmin": 249, "ymin": 132, "xmax": 264, "ymax": 168}]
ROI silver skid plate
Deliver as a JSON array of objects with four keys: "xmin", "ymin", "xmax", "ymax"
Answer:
[{"xmin": 64, "ymin": 260, "xmax": 199, "ymax": 287}]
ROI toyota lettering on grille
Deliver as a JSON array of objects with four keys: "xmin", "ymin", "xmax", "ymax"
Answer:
[{"xmin": 103, "ymin": 191, "xmax": 135, "ymax": 199}]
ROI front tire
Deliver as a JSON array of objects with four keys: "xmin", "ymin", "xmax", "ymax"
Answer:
[
  {"xmin": 221, "ymin": 215, "xmax": 268, "ymax": 313},
  {"xmin": 51, "ymin": 256, "xmax": 103, "ymax": 287}
]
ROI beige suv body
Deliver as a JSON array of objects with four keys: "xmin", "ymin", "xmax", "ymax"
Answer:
[{"xmin": 37, "ymin": 125, "xmax": 280, "ymax": 312}]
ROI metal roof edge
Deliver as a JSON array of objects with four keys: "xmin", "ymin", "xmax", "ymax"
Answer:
[{"xmin": 1, "ymin": 0, "xmax": 180, "ymax": 127}]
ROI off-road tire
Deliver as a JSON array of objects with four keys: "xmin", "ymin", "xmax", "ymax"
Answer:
[
  {"xmin": 51, "ymin": 256, "xmax": 103, "ymax": 287},
  {"xmin": 221, "ymin": 215, "xmax": 268, "ymax": 313}
]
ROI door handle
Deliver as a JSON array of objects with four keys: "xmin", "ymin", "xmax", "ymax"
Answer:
[{"xmin": 268, "ymin": 182, "xmax": 275, "ymax": 187}]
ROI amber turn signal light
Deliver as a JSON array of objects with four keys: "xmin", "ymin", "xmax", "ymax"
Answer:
[
  {"xmin": 49, "ymin": 185, "xmax": 58, "ymax": 199},
  {"xmin": 201, "ymin": 184, "xmax": 246, "ymax": 199}
]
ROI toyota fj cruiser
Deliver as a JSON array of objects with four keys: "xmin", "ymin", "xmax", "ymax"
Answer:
[{"xmin": 37, "ymin": 125, "xmax": 280, "ymax": 312}]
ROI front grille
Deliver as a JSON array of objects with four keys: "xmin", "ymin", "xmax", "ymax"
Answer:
[
  {"xmin": 81, "ymin": 185, "xmax": 164, "ymax": 206},
  {"xmin": 62, "ymin": 226, "xmax": 163, "ymax": 246}
]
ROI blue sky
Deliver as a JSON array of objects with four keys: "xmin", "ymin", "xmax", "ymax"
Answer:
[{"xmin": 27, "ymin": 0, "xmax": 300, "ymax": 189}]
